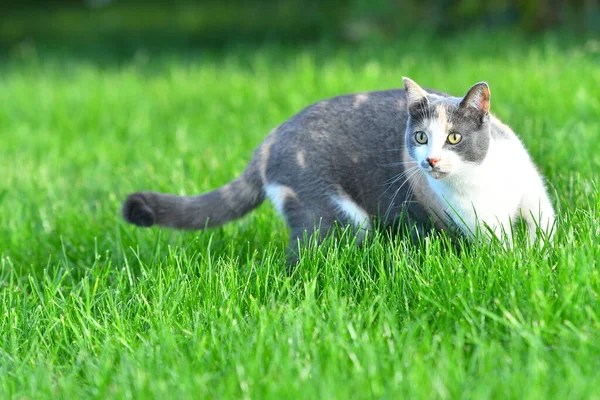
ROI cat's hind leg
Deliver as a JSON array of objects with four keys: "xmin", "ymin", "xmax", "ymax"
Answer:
[
  {"xmin": 280, "ymin": 191, "xmax": 343, "ymax": 265},
  {"xmin": 265, "ymin": 183, "xmax": 371, "ymax": 265}
]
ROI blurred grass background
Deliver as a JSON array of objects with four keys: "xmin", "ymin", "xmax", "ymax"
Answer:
[{"xmin": 2, "ymin": 0, "xmax": 599, "ymax": 58}]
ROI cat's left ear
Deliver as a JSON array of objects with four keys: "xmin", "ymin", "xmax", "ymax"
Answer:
[
  {"xmin": 403, "ymin": 77, "xmax": 429, "ymax": 109},
  {"xmin": 459, "ymin": 82, "xmax": 490, "ymax": 114}
]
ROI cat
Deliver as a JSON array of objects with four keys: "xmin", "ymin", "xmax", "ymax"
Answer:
[{"xmin": 122, "ymin": 77, "xmax": 556, "ymax": 260}]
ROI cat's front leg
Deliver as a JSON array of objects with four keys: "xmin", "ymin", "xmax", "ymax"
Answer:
[{"xmin": 518, "ymin": 180, "xmax": 556, "ymax": 246}]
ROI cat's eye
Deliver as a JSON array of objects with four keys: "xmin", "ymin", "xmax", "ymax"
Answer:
[
  {"xmin": 447, "ymin": 132, "xmax": 462, "ymax": 145},
  {"xmin": 414, "ymin": 131, "xmax": 428, "ymax": 144}
]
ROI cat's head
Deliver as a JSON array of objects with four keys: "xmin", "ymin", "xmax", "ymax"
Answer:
[{"xmin": 403, "ymin": 77, "xmax": 491, "ymax": 180}]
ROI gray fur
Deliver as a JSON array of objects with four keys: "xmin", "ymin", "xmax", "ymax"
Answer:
[
  {"xmin": 122, "ymin": 79, "xmax": 517, "ymax": 258},
  {"xmin": 123, "ymin": 172, "xmax": 264, "ymax": 230}
]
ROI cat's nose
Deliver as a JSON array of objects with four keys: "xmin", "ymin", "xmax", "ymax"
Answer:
[{"xmin": 427, "ymin": 157, "xmax": 440, "ymax": 168}]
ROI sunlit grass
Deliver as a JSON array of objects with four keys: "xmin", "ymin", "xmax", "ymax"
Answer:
[{"xmin": 1, "ymin": 32, "xmax": 599, "ymax": 399}]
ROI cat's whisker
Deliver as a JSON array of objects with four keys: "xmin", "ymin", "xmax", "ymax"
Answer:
[
  {"xmin": 380, "ymin": 168, "xmax": 417, "ymax": 187},
  {"xmin": 403, "ymin": 172, "xmax": 423, "ymax": 208},
  {"xmin": 379, "ymin": 172, "xmax": 415, "ymax": 202},
  {"xmin": 378, "ymin": 161, "xmax": 418, "ymax": 167},
  {"xmin": 383, "ymin": 171, "xmax": 420, "ymax": 222},
  {"xmin": 383, "ymin": 167, "xmax": 422, "ymax": 221},
  {"xmin": 403, "ymin": 177, "xmax": 417, "ymax": 205},
  {"xmin": 379, "ymin": 166, "xmax": 419, "ymax": 189}
]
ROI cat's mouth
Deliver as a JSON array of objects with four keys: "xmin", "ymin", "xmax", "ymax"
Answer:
[
  {"xmin": 419, "ymin": 159, "xmax": 450, "ymax": 179},
  {"xmin": 427, "ymin": 168, "xmax": 450, "ymax": 179}
]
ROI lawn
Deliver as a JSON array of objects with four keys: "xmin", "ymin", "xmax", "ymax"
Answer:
[{"xmin": 1, "ymin": 30, "xmax": 600, "ymax": 398}]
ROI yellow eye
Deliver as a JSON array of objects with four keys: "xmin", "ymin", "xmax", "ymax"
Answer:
[
  {"xmin": 447, "ymin": 132, "xmax": 462, "ymax": 145},
  {"xmin": 414, "ymin": 131, "xmax": 428, "ymax": 144}
]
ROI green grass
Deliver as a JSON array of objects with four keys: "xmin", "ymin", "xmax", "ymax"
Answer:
[{"xmin": 1, "ymin": 32, "xmax": 600, "ymax": 399}]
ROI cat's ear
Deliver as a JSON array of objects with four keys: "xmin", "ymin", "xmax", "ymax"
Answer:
[
  {"xmin": 459, "ymin": 82, "xmax": 490, "ymax": 114},
  {"xmin": 403, "ymin": 77, "xmax": 429, "ymax": 109}
]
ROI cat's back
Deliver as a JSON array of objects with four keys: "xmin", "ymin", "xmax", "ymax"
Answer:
[
  {"xmin": 278, "ymin": 87, "xmax": 451, "ymax": 139},
  {"xmin": 263, "ymin": 89, "xmax": 410, "ymax": 179},
  {"xmin": 288, "ymin": 89, "xmax": 408, "ymax": 131},
  {"xmin": 268, "ymin": 89, "xmax": 410, "ymax": 158}
]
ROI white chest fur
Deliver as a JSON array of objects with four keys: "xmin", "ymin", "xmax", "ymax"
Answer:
[{"xmin": 426, "ymin": 139, "xmax": 529, "ymax": 240}]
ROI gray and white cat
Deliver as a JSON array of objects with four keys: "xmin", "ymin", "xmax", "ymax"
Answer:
[{"xmin": 122, "ymin": 78, "xmax": 555, "ymax": 258}]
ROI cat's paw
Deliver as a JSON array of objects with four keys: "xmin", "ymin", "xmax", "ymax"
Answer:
[{"xmin": 122, "ymin": 193, "xmax": 155, "ymax": 227}]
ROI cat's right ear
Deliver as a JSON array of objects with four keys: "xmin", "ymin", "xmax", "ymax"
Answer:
[
  {"xmin": 459, "ymin": 82, "xmax": 490, "ymax": 114},
  {"xmin": 403, "ymin": 77, "xmax": 429, "ymax": 109}
]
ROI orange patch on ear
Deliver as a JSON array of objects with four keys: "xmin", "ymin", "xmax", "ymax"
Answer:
[
  {"xmin": 460, "ymin": 82, "xmax": 491, "ymax": 113},
  {"xmin": 480, "ymin": 86, "xmax": 490, "ymax": 113}
]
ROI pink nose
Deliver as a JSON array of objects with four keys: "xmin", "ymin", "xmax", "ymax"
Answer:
[{"xmin": 427, "ymin": 157, "xmax": 440, "ymax": 167}]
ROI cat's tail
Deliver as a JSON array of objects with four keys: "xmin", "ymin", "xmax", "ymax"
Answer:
[{"xmin": 122, "ymin": 167, "xmax": 265, "ymax": 230}]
